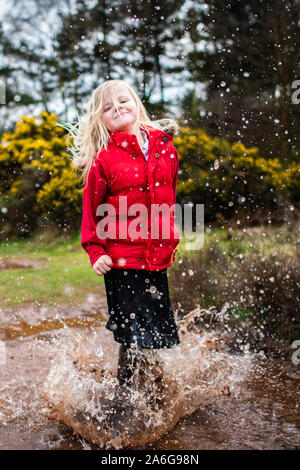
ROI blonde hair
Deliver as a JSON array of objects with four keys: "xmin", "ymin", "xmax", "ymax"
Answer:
[{"xmin": 61, "ymin": 79, "xmax": 179, "ymax": 184}]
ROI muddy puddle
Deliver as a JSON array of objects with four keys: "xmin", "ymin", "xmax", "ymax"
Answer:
[
  {"xmin": 0, "ymin": 257, "xmax": 47, "ymax": 271},
  {"xmin": 0, "ymin": 297, "xmax": 299, "ymax": 450}
]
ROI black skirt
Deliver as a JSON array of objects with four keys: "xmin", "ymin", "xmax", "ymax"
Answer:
[{"xmin": 103, "ymin": 268, "xmax": 180, "ymax": 349}]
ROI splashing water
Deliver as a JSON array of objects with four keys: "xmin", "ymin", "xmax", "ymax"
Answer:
[
  {"xmin": 0, "ymin": 305, "xmax": 298, "ymax": 450},
  {"xmin": 41, "ymin": 321, "xmax": 235, "ymax": 449}
]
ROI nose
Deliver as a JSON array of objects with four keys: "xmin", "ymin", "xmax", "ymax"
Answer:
[
  {"xmin": 114, "ymin": 102, "xmax": 123, "ymax": 111},
  {"xmin": 113, "ymin": 104, "xmax": 123, "ymax": 116}
]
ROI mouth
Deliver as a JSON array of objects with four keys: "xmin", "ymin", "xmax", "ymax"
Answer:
[{"xmin": 114, "ymin": 111, "xmax": 129, "ymax": 119}]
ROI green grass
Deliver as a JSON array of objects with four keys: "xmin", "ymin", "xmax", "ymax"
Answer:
[
  {"xmin": 0, "ymin": 231, "xmax": 105, "ymax": 308},
  {"xmin": 179, "ymin": 223, "xmax": 299, "ymax": 259}
]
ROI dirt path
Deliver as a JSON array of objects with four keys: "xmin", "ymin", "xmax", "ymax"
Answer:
[{"xmin": 0, "ymin": 288, "xmax": 108, "ymax": 341}]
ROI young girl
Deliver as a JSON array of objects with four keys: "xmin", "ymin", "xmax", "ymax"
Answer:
[{"xmin": 70, "ymin": 79, "xmax": 180, "ymax": 388}]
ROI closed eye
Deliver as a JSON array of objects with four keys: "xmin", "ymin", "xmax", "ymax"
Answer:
[{"xmin": 104, "ymin": 99, "xmax": 128, "ymax": 112}]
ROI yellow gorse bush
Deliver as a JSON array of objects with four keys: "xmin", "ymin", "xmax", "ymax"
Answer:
[
  {"xmin": 0, "ymin": 111, "xmax": 82, "ymax": 232},
  {"xmin": 173, "ymin": 127, "xmax": 299, "ymax": 209}
]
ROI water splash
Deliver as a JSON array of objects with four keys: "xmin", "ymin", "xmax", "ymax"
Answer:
[
  {"xmin": 1, "ymin": 306, "xmax": 296, "ymax": 450},
  {"xmin": 41, "ymin": 319, "xmax": 236, "ymax": 449}
]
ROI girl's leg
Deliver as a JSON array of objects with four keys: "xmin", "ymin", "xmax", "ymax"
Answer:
[
  {"xmin": 117, "ymin": 346, "xmax": 166, "ymax": 410},
  {"xmin": 117, "ymin": 344, "xmax": 141, "ymax": 387}
]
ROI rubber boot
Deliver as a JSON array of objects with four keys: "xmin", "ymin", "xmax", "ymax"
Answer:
[{"xmin": 117, "ymin": 344, "xmax": 140, "ymax": 387}]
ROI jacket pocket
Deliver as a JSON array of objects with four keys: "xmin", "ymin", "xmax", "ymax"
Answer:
[{"xmin": 149, "ymin": 239, "xmax": 177, "ymax": 266}]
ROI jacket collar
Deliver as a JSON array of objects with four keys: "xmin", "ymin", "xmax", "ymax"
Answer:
[
  {"xmin": 108, "ymin": 125, "xmax": 173, "ymax": 148},
  {"xmin": 107, "ymin": 126, "xmax": 174, "ymax": 162}
]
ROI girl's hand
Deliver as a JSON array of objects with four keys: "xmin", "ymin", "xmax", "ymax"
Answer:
[{"xmin": 92, "ymin": 255, "xmax": 113, "ymax": 275}]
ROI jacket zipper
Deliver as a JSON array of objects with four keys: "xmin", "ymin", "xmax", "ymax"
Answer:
[
  {"xmin": 144, "ymin": 136, "xmax": 163, "ymax": 268},
  {"xmin": 133, "ymin": 134, "xmax": 152, "ymax": 268},
  {"xmin": 144, "ymin": 148, "xmax": 152, "ymax": 269}
]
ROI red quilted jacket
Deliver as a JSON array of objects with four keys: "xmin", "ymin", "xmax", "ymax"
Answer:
[{"xmin": 81, "ymin": 124, "xmax": 180, "ymax": 271}]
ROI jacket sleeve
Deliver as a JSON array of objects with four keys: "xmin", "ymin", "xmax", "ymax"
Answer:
[{"xmin": 81, "ymin": 159, "xmax": 108, "ymax": 267}]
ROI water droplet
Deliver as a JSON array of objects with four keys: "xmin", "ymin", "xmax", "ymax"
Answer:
[
  {"xmin": 64, "ymin": 286, "xmax": 74, "ymax": 295},
  {"xmin": 213, "ymin": 159, "xmax": 219, "ymax": 170}
]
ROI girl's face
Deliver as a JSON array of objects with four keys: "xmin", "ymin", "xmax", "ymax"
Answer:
[{"xmin": 101, "ymin": 86, "xmax": 139, "ymax": 132}]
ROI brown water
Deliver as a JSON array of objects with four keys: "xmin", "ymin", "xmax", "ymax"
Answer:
[{"xmin": 0, "ymin": 297, "xmax": 299, "ymax": 450}]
